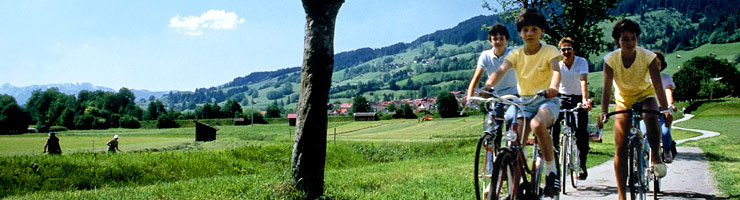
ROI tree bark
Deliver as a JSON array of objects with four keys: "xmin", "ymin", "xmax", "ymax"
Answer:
[{"xmin": 292, "ymin": 0, "xmax": 343, "ymax": 198}]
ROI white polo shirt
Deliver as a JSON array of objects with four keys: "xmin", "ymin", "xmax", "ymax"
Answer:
[
  {"xmin": 478, "ymin": 48, "xmax": 518, "ymax": 95},
  {"xmin": 558, "ymin": 56, "xmax": 589, "ymax": 95}
]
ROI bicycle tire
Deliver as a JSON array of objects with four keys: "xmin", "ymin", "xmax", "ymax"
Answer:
[
  {"xmin": 560, "ymin": 134, "xmax": 568, "ymax": 194},
  {"xmin": 629, "ymin": 136, "xmax": 637, "ymax": 200},
  {"xmin": 631, "ymin": 136, "xmax": 647, "ymax": 200},
  {"xmin": 474, "ymin": 135, "xmax": 495, "ymax": 200},
  {"xmin": 571, "ymin": 141, "xmax": 580, "ymax": 189},
  {"xmin": 490, "ymin": 149, "xmax": 519, "ymax": 200}
]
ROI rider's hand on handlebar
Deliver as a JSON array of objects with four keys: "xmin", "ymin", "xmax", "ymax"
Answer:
[
  {"xmin": 545, "ymin": 88, "xmax": 558, "ymax": 99},
  {"xmin": 597, "ymin": 112, "xmax": 606, "ymax": 129},
  {"xmin": 582, "ymin": 99, "xmax": 593, "ymax": 111}
]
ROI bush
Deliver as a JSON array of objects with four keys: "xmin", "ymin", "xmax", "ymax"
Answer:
[
  {"xmin": 674, "ymin": 56, "xmax": 739, "ymax": 101},
  {"xmin": 156, "ymin": 115, "xmax": 179, "ymax": 129},
  {"xmin": 49, "ymin": 126, "xmax": 68, "ymax": 132},
  {"xmin": 436, "ymin": 91, "xmax": 459, "ymax": 118},
  {"xmin": 74, "ymin": 115, "xmax": 95, "ymax": 130},
  {"xmin": 119, "ymin": 115, "xmax": 141, "ymax": 129},
  {"xmin": 92, "ymin": 117, "xmax": 110, "ymax": 129}
]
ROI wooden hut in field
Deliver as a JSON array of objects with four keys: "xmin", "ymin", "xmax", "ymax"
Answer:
[
  {"xmin": 353, "ymin": 112, "xmax": 379, "ymax": 121},
  {"xmin": 194, "ymin": 121, "xmax": 218, "ymax": 142},
  {"xmin": 287, "ymin": 113, "xmax": 297, "ymax": 126},
  {"xmin": 234, "ymin": 118, "xmax": 248, "ymax": 126}
]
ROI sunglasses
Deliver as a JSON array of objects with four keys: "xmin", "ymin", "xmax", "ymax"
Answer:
[{"xmin": 560, "ymin": 47, "xmax": 573, "ymax": 51}]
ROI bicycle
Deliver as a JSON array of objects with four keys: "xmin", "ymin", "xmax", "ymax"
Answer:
[
  {"xmin": 463, "ymin": 89, "xmax": 558, "ymax": 200},
  {"xmin": 558, "ymin": 103, "xmax": 583, "ymax": 194},
  {"xmin": 467, "ymin": 92, "xmax": 507, "ymax": 200},
  {"xmin": 603, "ymin": 103, "xmax": 663, "ymax": 200}
]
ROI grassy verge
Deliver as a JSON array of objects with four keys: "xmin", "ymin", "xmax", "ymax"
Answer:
[{"xmin": 679, "ymin": 98, "xmax": 740, "ymax": 198}]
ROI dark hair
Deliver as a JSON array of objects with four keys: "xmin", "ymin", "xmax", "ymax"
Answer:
[
  {"xmin": 652, "ymin": 50, "xmax": 667, "ymax": 71},
  {"xmin": 489, "ymin": 24, "xmax": 510, "ymax": 40},
  {"xmin": 611, "ymin": 19, "xmax": 641, "ymax": 46},
  {"xmin": 516, "ymin": 8, "xmax": 548, "ymax": 33}
]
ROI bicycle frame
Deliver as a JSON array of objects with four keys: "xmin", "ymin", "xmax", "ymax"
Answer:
[
  {"xmin": 604, "ymin": 103, "xmax": 661, "ymax": 200},
  {"xmin": 464, "ymin": 88, "xmax": 551, "ymax": 199},
  {"xmin": 559, "ymin": 104, "xmax": 581, "ymax": 193}
]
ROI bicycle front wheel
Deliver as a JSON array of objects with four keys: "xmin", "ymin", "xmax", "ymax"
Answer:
[
  {"xmin": 570, "ymin": 139, "xmax": 580, "ymax": 189},
  {"xmin": 474, "ymin": 135, "xmax": 495, "ymax": 200},
  {"xmin": 629, "ymin": 136, "xmax": 646, "ymax": 200},
  {"xmin": 490, "ymin": 149, "xmax": 519, "ymax": 200}
]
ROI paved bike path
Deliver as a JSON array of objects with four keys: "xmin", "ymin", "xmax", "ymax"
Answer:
[{"xmin": 561, "ymin": 114, "xmax": 721, "ymax": 199}]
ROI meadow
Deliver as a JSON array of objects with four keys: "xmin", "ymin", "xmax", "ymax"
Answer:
[{"xmin": 0, "ymin": 103, "xmax": 711, "ymax": 199}]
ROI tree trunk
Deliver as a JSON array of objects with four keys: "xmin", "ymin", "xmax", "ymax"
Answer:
[{"xmin": 292, "ymin": 0, "xmax": 343, "ymax": 198}]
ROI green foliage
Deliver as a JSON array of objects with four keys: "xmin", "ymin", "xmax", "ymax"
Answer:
[
  {"xmin": 221, "ymin": 100, "xmax": 242, "ymax": 118},
  {"xmin": 435, "ymin": 91, "xmax": 459, "ymax": 118},
  {"xmin": 386, "ymin": 103, "xmax": 397, "ymax": 113},
  {"xmin": 674, "ymin": 56, "xmax": 740, "ymax": 101},
  {"xmin": 0, "ymin": 95, "xmax": 31, "ymax": 134},
  {"xmin": 485, "ymin": 0, "xmax": 620, "ymax": 59},
  {"xmin": 156, "ymin": 112, "xmax": 179, "ymax": 129},
  {"xmin": 393, "ymin": 103, "xmax": 417, "ymax": 119},
  {"xmin": 351, "ymin": 95, "xmax": 371, "ymax": 113},
  {"xmin": 265, "ymin": 103, "xmax": 281, "ymax": 118},
  {"xmin": 698, "ymin": 79, "xmax": 730, "ymax": 100},
  {"xmin": 119, "ymin": 115, "xmax": 141, "ymax": 129},
  {"xmin": 145, "ymin": 100, "xmax": 166, "ymax": 120}
]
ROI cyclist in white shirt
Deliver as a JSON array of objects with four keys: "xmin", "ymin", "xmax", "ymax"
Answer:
[{"xmin": 551, "ymin": 37, "xmax": 593, "ymax": 179}]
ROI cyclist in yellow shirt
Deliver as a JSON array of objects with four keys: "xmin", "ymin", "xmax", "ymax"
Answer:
[
  {"xmin": 483, "ymin": 8, "xmax": 562, "ymax": 197},
  {"xmin": 597, "ymin": 19, "xmax": 673, "ymax": 200}
]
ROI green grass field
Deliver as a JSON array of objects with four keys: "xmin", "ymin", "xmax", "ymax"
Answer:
[
  {"xmin": 679, "ymin": 98, "xmax": 740, "ymax": 198},
  {"xmin": 0, "ymin": 103, "xmax": 711, "ymax": 199}
]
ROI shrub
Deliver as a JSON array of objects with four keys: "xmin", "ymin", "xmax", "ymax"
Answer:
[
  {"xmin": 436, "ymin": 91, "xmax": 459, "ymax": 118},
  {"xmin": 74, "ymin": 115, "xmax": 95, "ymax": 130},
  {"xmin": 156, "ymin": 115, "xmax": 179, "ymax": 129},
  {"xmin": 49, "ymin": 126, "xmax": 68, "ymax": 132},
  {"xmin": 119, "ymin": 115, "xmax": 141, "ymax": 129}
]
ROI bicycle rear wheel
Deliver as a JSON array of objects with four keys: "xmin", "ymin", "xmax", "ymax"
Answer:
[
  {"xmin": 474, "ymin": 135, "xmax": 496, "ymax": 200},
  {"xmin": 490, "ymin": 149, "xmax": 519, "ymax": 200}
]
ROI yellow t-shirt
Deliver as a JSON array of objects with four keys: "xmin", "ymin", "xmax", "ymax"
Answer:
[
  {"xmin": 604, "ymin": 47, "xmax": 657, "ymax": 108},
  {"xmin": 504, "ymin": 42, "xmax": 562, "ymax": 96}
]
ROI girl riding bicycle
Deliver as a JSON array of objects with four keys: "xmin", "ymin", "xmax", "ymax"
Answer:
[{"xmin": 597, "ymin": 19, "xmax": 673, "ymax": 200}]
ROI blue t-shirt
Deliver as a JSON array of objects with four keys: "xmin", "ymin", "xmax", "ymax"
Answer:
[{"xmin": 477, "ymin": 48, "xmax": 518, "ymax": 95}]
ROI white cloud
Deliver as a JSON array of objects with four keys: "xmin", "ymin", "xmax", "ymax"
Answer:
[{"xmin": 169, "ymin": 10, "xmax": 245, "ymax": 36}]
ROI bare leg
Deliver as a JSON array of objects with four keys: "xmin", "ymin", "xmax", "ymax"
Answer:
[
  {"xmin": 532, "ymin": 107, "xmax": 555, "ymax": 162},
  {"xmin": 641, "ymin": 98, "xmax": 662, "ymax": 164},
  {"xmin": 613, "ymin": 107, "xmax": 630, "ymax": 200}
]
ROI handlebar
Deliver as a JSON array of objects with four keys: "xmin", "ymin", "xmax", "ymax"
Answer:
[
  {"xmin": 601, "ymin": 106, "xmax": 661, "ymax": 123},
  {"xmin": 460, "ymin": 88, "xmax": 548, "ymax": 115}
]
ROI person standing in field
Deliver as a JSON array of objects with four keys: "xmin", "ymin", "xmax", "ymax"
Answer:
[
  {"xmin": 464, "ymin": 23, "xmax": 518, "ymax": 152},
  {"xmin": 597, "ymin": 19, "xmax": 672, "ymax": 200},
  {"xmin": 107, "ymin": 135, "xmax": 121, "ymax": 154},
  {"xmin": 483, "ymin": 8, "xmax": 563, "ymax": 197},
  {"xmin": 551, "ymin": 37, "xmax": 593, "ymax": 179},
  {"xmin": 43, "ymin": 131, "xmax": 62, "ymax": 155}
]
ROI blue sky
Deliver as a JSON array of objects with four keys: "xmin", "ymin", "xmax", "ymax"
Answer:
[{"xmin": 0, "ymin": 0, "xmax": 494, "ymax": 91}]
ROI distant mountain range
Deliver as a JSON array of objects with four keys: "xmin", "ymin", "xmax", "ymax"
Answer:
[{"xmin": 0, "ymin": 83, "xmax": 173, "ymax": 105}]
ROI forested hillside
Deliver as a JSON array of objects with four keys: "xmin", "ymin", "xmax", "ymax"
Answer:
[
  {"xmin": 158, "ymin": 0, "xmax": 740, "ymax": 113},
  {"xmin": 610, "ymin": 0, "xmax": 740, "ymax": 52}
]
